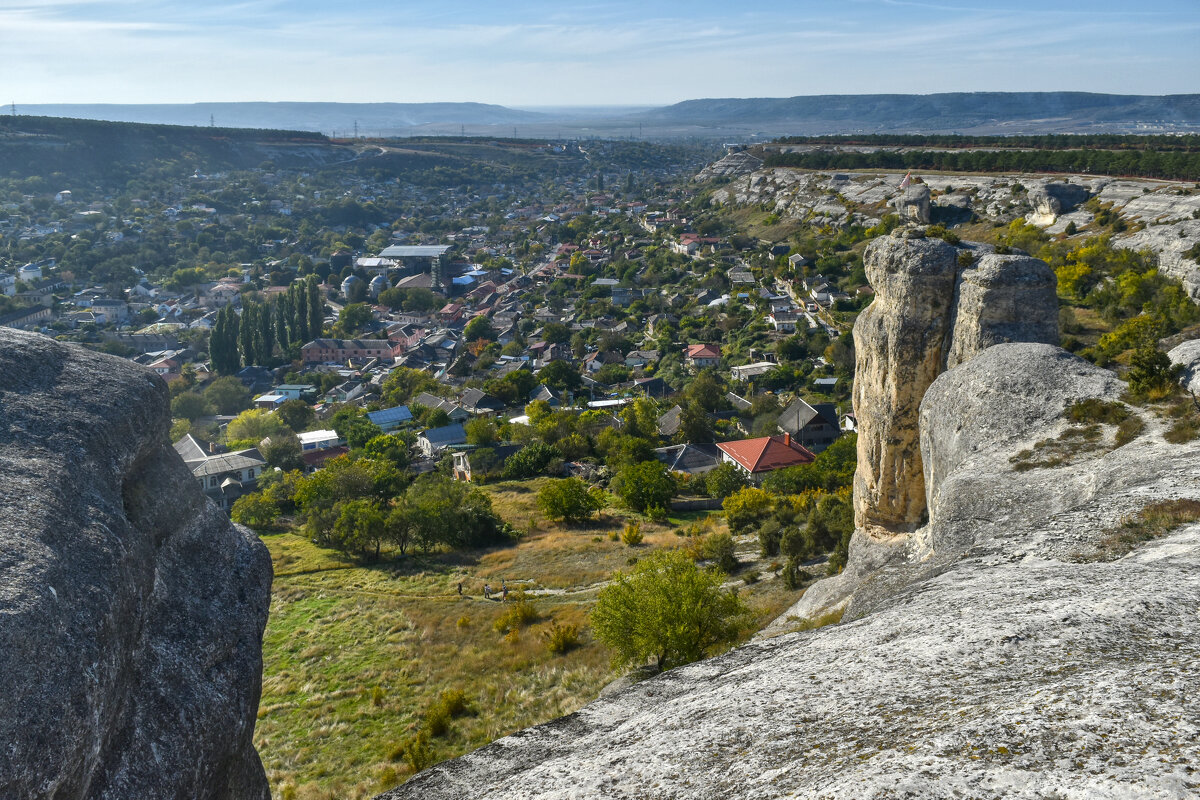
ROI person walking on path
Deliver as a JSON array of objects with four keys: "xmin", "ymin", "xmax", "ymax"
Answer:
[
  {"xmin": 484, "ymin": 583, "xmax": 491, "ymax": 600},
  {"xmin": 457, "ymin": 581, "xmax": 463, "ymax": 596},
  {"xmin": 502, "ymin": 583, "xmax": 508, "ymax": 602}
]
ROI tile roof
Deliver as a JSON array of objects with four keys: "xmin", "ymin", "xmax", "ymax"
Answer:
[{"xmin": 717, "ymin": 435, "xmax": 816, "ymax": 474}]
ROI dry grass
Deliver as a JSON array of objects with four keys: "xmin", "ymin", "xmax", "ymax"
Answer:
[
  {"xmin": 256, "ymin": 491, "xmax": 792, "ymax": 798},
  {"xmin": 1086, "ymin": 499, "xmax": 1200, "ymax": 561}
]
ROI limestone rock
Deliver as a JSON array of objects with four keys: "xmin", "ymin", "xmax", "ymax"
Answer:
[
  {"xmin": 852, "ymin": 235, "xmax": 1059, "ymax": 532},
  {"xmin": 944, "ymin": 254, "xmax": 1059, "ymax": 369},
  {"xmin": 1114, "ymin": 219, "xmax": 1200, "ymax": 301},
  {"xmin": 1169, "ymin": 338, "xmax": 1200, "ymax": 394},
  {"xmin": 0, "ymin": 329, "xmax": 272, "ymax": 800},
  {"xmin": 890, "ymin": 183, "xmax": 930, "ymax": 223},
  {"xmin": 1025, "ymin": 181, "xmax": 1090, "ymax": 226},
  {"xmin": 695, "ymin": 150, "xmax": 763, "ymax": 181},
  {"xmin": 852, "ymin": 232, "xmax": 958, "ymax": 531}
]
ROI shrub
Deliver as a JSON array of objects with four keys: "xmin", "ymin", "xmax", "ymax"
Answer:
[
  {"xmin": 621, "ymin": 521, "xmax": 644, "ymax": 546},
  {"xmin": 371, "ymin": 686, "xmax": 385, "ymax": 707},
  {"xmin": 614, "ymin": 460, "xmax": 675, "ymax": 512},
  {"xmin": 541, "ymin": 621, "xmax": 582, "ymax": 655},
  {"xmin": 591, "ymin": 550, "xmax": 750, "ymax": 671},
  {"xmin": 493, "ymin": 593, "xmax": 539, "ymax": 633},
  {"xmin": 393, "ymin": 730, "xmax": 432, "ymax": 772},
  {"xmin": 723, "ymin": 487, "xmax": 773, "ymax": 534},
  {"xmin": 694, "ymin": 531, "xmax": 737, "ymax": 574},
  {"xmin": 537, "ymin": 477, "xmax": 603, "ymax": 523},
  {"xmin": 1090, "ymin": 499, "xmax": 1200, "ymax": 560},
  {"xmin": 1114, "ymin": 416, "xmax": 1145, "ymax": 447},
  {"xmin": 742, "ymin": 570, "xmax": 760, "ymax": 585},
  {"xmin": 758, "ymin": 519, "xmax": 782, "ymax": 556},
  {"xmin": 1066, "ymin": 398, "xmax": 1129, "ymax": 425}
]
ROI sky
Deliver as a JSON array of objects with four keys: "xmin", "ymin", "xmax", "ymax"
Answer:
[{"xmin": 2, "ymin": 0, "xmax": 1198, "ymax": 106}]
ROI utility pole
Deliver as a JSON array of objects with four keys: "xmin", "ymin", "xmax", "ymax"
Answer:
[
  {"xmin": 210, "ymin": 114, "xmax": 215, "ymax": 127},
  {"xmin": 354, "ymin": 119, "xmax": 358, "ymax": 138},
  {"xmin": 10, "ymin": 102, "xmax": 16, "ymax": 116}
]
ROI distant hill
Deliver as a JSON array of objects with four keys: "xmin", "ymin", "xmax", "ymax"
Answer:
[
  {"xmin": 630, "ymin": 92, "xmax": 1200, "ymax": 135},
  {"xmin": 15, "ymin": 102, "xmax": 547, "ymax": 135}
]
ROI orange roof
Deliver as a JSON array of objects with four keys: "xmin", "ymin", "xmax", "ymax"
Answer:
[
  {"xmin": 717, "ymin": 435, "xmax": 816, "ymax": 474},
  {"xmin": 686, "ymin": 344, "xmax": 721, "ymax": 359}
]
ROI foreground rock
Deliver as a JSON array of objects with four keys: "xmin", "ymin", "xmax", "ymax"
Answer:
[{"xmin": 0, "ymin": 329, "xmax": 272, "ymax": 800}]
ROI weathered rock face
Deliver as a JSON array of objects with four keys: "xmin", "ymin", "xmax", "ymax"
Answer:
[
  {"xmin": 944, "ymin": 254, "xmax": 1059, "ymax": 369},
  {"xmin": 852, "ymin": 234, "xmax": 1058, "ymax": 531},
  {"xmin": 1115, "ymin": 218, "xmax": 1200, "ymax": 301},
  {"xmin": 890, "ymin": 183, "xmax": 931, "ymax": 223},
  {"xmin": 1169, "ymin": 338, "xmax": 1200, "ymax": 394},
  {"xmin": 379, "ymin": 339, "xmax": 1200, "ymax": 800},
  {"xmin": 0, "ymin": 329, "xmax": 272, "ymax": 800},
  {"xmin": 1025, "ymin": 181, "xmax": 1090, "ymax": 226},
  {"xmin": 852, "ymin": 231, "xmax": 958, "ymax": 531}
]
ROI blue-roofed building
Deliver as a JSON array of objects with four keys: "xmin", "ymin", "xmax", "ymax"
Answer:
[{"xmin": 367, "ymin": 405, "xmax": 414, "ymax": 432}]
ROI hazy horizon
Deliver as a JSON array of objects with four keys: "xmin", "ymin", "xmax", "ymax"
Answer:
[{"xmin": 3, "ymin": 1, "xmax": 1198, "ymax": 107}]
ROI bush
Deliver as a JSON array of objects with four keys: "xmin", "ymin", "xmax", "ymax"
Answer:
[
  {"xmin": 541, "ymin": 621, "xmax": 582, "ymax": 655},
  {"xmin": 614, "ymin": 460, "xmax": 675, "ymax": 513},
  {"xmin": 621, "ymin": 521, "xmax": 644, "ymax": 546},
  {"xmin": 502, "ymin": 442, "xmax": 561, "ymax": 479},
  {"xmin": 393, "ymin": 730, "xmax": 432, "ymax": 772},
  {"xmin": 422, "ymin": 689, "xmax": 470, "ymax": 736},
  {"xmin": 493, "ymin": 593, "xmax": 539, "ymax": 633},
  {"xmin": 758, "ymin": 519, "xmax": 782, "ymax": 556},
  {"xmin": 694, "ymin": 531, "xmax": 737, "ymax": 574},
  {"xmin": 230, "ymin": 492, "xmax": 280, "ymax": 529},
  {"xmin": 591, "ymin": 549, "xmax": 750, "ymax": 671},
  {"xmin": 722, "ymin": 487, "xmax": 773, "ymax": 534},
  {"xmin": 537, "ymin": 477, "xmax": 603, "ymax": 523}
]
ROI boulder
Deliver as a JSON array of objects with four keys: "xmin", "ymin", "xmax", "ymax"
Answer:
[
  {"xmin": 1169, "ymin": 338, "xmax": 1200, "ymax": 394},
  {"xmin": 0, "ymin": 329, "xmax": 272, "ymax": 800},
  {"xmin": 944, "ymin": 254, "xmax": 1059, "ymax": 369},
  {"xmin": 890, "ymin": 183, "xmax": 931, "ymax": 223}
]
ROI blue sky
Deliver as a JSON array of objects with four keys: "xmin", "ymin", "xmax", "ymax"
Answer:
[{"xmin": 3, "ymin": 0, "xmax": 1198, "ymax": 105}]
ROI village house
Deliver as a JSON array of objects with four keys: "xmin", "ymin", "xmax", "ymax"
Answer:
[
  {"xmin": 174, "ymin": 434, "xmax": 266, "ymax": 512},
  {"xmin": 716, "ymin": 433, "xmax": 816, "ymax": 484},
  {"xmin": 777, "ymin": 397, "xmax": 842, "ymax": 454},
  {"xmin": 685, "ymin": 344, "xmax": 721, "ymax": 369},
  {"xmin": 418, "ymin": 423, "xmax": 467, "ymax": 457}
]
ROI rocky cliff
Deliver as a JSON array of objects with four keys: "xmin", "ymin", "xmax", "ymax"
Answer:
[
  {"xmin": 377, "ymin": 231, "xmax": 1200, "ymax": 800},
  {"xmin": 0, "ymin": 329, "xmax": 272, "ymax": 800},
  {"xmin": 852, "ymin": 230, "xmax": 1058, "ymax": 532}
]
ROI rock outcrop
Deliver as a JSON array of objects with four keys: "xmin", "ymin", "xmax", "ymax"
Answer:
[
  {"xmin": 380, "ymin": 338, "xmax": 1200, "ymax": 800},
  {"xmin": 890, "ymin": 183, "xmax": 931, "ymax": 223},
  {"xmin": 1169, "ymin": 338, "xmax": 1200, "ymax": 394},
  {"xmin": 0, "ymin": 329, "xmax": 272, "ymax": 800},
  {"xmin": 852, "ymin": 232, "xmax": 1058, "ymax": 531},
  {"xmin": 1025, "ymin": 181, "xmax": 1090, "ymax": 226}
]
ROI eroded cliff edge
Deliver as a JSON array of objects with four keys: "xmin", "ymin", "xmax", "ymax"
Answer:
[
  {"xmin": 379, "ymin": 231, "xmax": 1200, "ymax": 800},
  {"xmin": 0, "ymin": 328, "xmax": 272, "ymax": 800}
]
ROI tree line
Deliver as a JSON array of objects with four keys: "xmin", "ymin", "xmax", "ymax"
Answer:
[
  {"xmin": 210, "ymin": 275, "xmax": 324, "ymax": 372},
  {"xmin": 770, "ymin": 133, "xmax": 1200, "ymax": 153}
]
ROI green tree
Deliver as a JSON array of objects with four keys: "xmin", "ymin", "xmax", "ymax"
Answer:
[
  {"xmin": 306, "ymin": 276, "xmax": 324, "ymax": 340},
  {"xmin": 336, "ymin": 303, "xmax": 372, "ymax": 337},
  {"xmin": 225, "ymin": 408, "xmax": 290, "ymax": 445},
  {"xmin": 203, "ymin": 375, "xmax": 251, "ymax": 415},
  {"xmin": 464, "ymin": 417, "xmax": 499, "ymax": 447},
  {"xmin": 501, "ymin": 442, "xmax": 560, "ymax": 480},
  {"xmin": 331, "ymin": 499, "xmax": 387, "ymax": 559},
  {"xmin": 614, "ymin": 460, "xmax": 675, "ymax": 513},
  {"xmin": 704, "ymin": 462, "xmax": 748, "ymax": 500},
  {"xmin": 171, "ymin": 391, "xmax": 213, "ymax": 421},
  {"xmin": 591, "ymin": 550, "xmax": 749, "ymax": 671},
  {"xmin": 1127, "ymin": 346, "xmax": 1183, "ymax": 399},
  {"xmin": 463, "ymin": 315, "xmax": 497, "ymax": 342},
  {"xmin": 538, "ymin": 359, "xmax": 582, "ymax": 392},
  {"xmin": 230, "ymin": 492, "xmax": 280, "ymax": 529},
  {"xmin": 331, "ymin": 406, "xmax": 384, "ymax": 449},
  {"xmin": 537, "ymin": 477, "xmax": 603, "ymax": 523},
  {"xmin": 260, "ymin": 432, "xmax": 303, "ymax": 471},
  {"xmin": 276, "ymin": 398, "xmax": 316, "ymax": 432}
]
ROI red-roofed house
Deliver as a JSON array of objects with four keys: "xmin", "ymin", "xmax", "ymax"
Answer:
[
  {"xmin": 716, "ymin": 433, "xmax": 816, "ymax": 483},
  {"xmin": 685, "ymin": 343, "xmax": 722, "ymax": 368}
]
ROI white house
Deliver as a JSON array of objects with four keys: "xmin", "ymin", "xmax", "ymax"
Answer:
[{"xmin": 298, "ymin": 430, "xmax": 341, "ymax": 452}]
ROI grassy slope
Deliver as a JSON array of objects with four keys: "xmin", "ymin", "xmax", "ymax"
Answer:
[{"xmin": 256, "ymin": 478, "xmax": 797, "ymax": 799}]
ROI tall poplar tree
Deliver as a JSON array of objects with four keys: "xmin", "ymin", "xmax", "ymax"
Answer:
[{"xmin": 306, "ymin": 277, "xmax": 323, "ymax": 341}]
